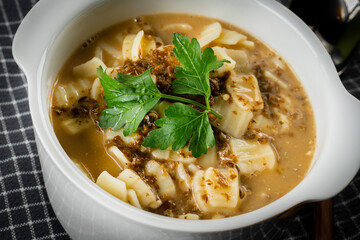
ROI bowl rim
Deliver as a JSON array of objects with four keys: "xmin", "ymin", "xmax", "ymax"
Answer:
[{"xmin": 13, "ymin": 0, "xmax": 360, "ymax": 233}]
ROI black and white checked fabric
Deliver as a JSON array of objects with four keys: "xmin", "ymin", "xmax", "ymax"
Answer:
[{"xmin": 0, "ymin": 0, "xmax": 359, "ymax": 239}]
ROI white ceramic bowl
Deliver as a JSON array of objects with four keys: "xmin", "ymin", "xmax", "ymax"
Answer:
[{"xmin": 13, "ymin": 0, "xmax": 360, "ymax": 239}]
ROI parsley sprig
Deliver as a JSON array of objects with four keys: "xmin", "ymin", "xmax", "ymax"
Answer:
[{"xmin": 98, "ymin": 33, "xmax": 228, "ymax": 157}]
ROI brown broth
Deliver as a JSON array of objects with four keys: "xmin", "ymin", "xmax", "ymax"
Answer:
[{"xmin": 50, "ymin": 13, "xmax": 316, "ymax": 218}]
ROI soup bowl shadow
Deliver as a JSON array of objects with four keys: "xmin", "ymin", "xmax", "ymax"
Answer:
[{"xmin": 12, "ymin": 0, "xmax": 360, "ymax": 239}]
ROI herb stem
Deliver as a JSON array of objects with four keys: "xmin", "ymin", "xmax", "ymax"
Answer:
[
  {"xmin": 161, "ymin": 94, "xmax": 222, "ymax": 119},
  {"xmin": 205, "ymin": 98, "xmax": 211, "ymax": 110}
]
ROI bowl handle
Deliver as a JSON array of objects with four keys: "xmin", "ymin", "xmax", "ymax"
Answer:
[
  {"xmin": 12, "ymin": 0, "xmax": 95, "ymax": 79},
  {"xmin": 306, "ymin": 92, "xmax": 360, "ymax": 200}
]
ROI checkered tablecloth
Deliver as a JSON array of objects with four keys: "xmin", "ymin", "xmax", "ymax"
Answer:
[{"xmin": 0, "ymin": 0, "xmax": 359, "ymax": 239}]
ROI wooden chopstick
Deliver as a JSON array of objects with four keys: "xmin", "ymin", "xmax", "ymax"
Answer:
[{"xmin": 315, "ymin": 199, "xmax": 334, "ymax": 240}]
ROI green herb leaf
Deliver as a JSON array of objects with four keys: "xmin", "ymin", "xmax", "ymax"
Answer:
[
  {"xmin": 142, "ymin": 103, "xmax": 215, "ymax": 158},
  {"xmin": 97, "ymin": 67, "xmax": 161, "ymax": 135},
  {"xmin": 97, "ymin": 33, "xmax": 227, "ymax": 157},
  {"xmin": 171, "ymin": 33, "xmax": 229, "ymax": 101}
]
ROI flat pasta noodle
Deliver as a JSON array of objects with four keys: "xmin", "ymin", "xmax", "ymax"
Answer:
[
  {"xmin": 176, "ymin": 213, "xmax": 199, "ymax": 220},
  {"xmin": 271, "ymin": 56, "xmax": 285, "ymax": 70},
  {"xmin": 118, "ymin": 169, "xmax": 162, "ymax": 209},
  {"xmin": 142, "ymin": 36, "xmax": 157, "ymax": 56},
  {"xmin": 170, "ymin": 147, "xmax": 197, "ymax": 164},
  {"xmin": 250, "ymin": 114, "xmax": 276, "ymax": 134},
  {"xmin": 197, "ymin": 22, "xmax": 222, "ymax": 48},
  {"xmin": 53, "ymin": 85, "xmax": 69, "ymax": 107},
  {"xmin": 54, "ymin": 79, "xmax": 91, "ymax": 107},
  {"xmin": 107, "ymin": 146, "xmax": 131, "ymax": 170},
  {"xmin": 192, "ymin": 168, "xmax": 240, "ymax": 213},
  {"xmin": 73, "ymin": 57, "xmax": 106, "ymax": 78},
  {"xmin": 61, "ymin": 118, "xmax": 92, "ymax": 135},
  {"xmin": 122, "ymin": 34, "xmax": 136, "ymax": 60},
  {"xmin": 97, "ymin": 40, "xmax": 123, "ymax": 60},
  {"xmin": 211, "ymin": 96, "xmax": 253, "ymax": 138},
  {"xmin": 151, "ymin": 147, "xmax": 196, "ymax": 164},
  {"xmin": 90, "ymin": 78, "xmax": 103, "ymax": 100},
  {"xmin": 238, "ymin": 40, "xmax": 255, "ymax": 49},
  {"xmin": 197, "ymin": 146, "xmax": 219, "ymax": 168},
  {"xmin": 186, "ymin": 163, "xmax": 201, "ymax": 175},
  {"xmin": 215, "ymin": 28, "xmax": 247, "ymax": 45},
  {"xmin": 204, "ymin": 167, "xmax": 239, "ymax": 208},
  {"xmin": 74, "ymin": 161, "xmax": 94, "ymax": 181},
  {"xmin": 225, "ymin": 73, "xmax": 264, "ymax": 111},
  {"xmin": 151, "ymin": 148, "xmax": 171, "ymax": 160},
  {"xmin": 174, "ymin": 162, "xmax": 192, "ymax": 193},
  {"xmin": 225, "ymin": 49, "xmax": 251, "ymax": 73},
  {"xmin": 131, "ymin": 30, "xmax": 144, "ymax": 61},
  {"xmin": 127, "ymin": 189, "xmax": 142, "ymax": 209},
  {"xmin": 263, "ymin": 70, "xmax": 288, "ymax": 89},
  {"xmin": 145, "ymin": 160, "xmax": 176, "ymax": 199},
  {"xmin": 212, "ymin": 46, "xmax": 236, "ymax": 75},
  {"xmin": 163, "ymin": 23, "xmax": 193, "ymax": 31},
  {"xmin": 103, "ymin": 128, "xmax": 141, "ymax": 145},
  {"xmin": 273, "ymin": 107, "xmax": 291, "ymax": 133},
  {"xmin": 229, "ymin": 138, "xmax": 276, "ymax": 176},
  {"xmin": 96, "ymin": 171, "xmax": 128, "ymax": 202},
  {"xmin": 94, "ymin": 46, "xmax": 103, "ymax": 60}
]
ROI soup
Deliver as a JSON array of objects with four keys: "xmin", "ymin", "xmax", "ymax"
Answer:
[{"xmin": 50, "ymin": 14, "xmax": 316, "ymax": 219}]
